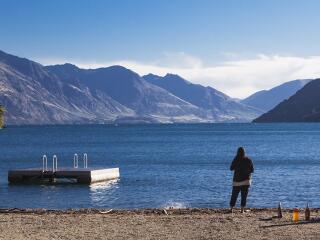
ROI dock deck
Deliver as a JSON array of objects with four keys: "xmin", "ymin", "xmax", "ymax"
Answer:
[{"xmin": 8, "ymin": 167, "xmax": 120, "ymax": 184}]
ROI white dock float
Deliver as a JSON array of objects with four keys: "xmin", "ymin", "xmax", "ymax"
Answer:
[
  {"xmin": 8, "ymin": 167, "xmax": 120, "ymax": 184},
  {"xmin": 8, "ymin": 154, "xmax": 120, "ymax": 184}
]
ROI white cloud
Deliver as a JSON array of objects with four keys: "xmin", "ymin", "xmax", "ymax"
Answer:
[
  {"xmin": 38, "ymin": 53, "xmax": 320, "ymax": 99},
  {"xmin": 153, "ymin": 52, "xmax": 203, "ymax": 68}
]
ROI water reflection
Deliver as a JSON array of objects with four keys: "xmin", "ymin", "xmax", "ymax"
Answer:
[
  {"xmin": 90, "ymin": 179, "xmax": 119, "ymax": 191},
  {"xmin": 89, "ymin": 179, "xmax": 120, "ymax": 207}
]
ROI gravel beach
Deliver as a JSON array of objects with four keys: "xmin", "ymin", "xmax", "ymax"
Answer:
[{"xmin": 0, "ymin": 208, "xmax": 319, "ymax": 240}]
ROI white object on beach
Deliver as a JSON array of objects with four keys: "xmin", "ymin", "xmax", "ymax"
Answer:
[
  {"xmin": 163, "ymin": 209, "xmax": 168, "ymax": 215},
  {"xmin": 99, "ymin": 209, "xmax": 113, "ymax": 214}
]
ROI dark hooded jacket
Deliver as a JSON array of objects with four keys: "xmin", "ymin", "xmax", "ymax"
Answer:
[{"xmin": 230, "ymin": 157, "xmax": 254, "ymax": 182}]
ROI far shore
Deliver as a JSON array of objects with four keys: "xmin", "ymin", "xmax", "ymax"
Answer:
[{"xmin": 1, "ymin": 208, "xmax": 320, "ymax": 239}]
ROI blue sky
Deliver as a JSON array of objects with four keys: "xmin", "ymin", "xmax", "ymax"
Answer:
[{"xmin": 1, "ymin": 0, "xmax": 320, "ymax": 98}]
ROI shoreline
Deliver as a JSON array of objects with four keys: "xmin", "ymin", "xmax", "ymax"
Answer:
[
  {"xmin": 1, "ymin": 208, "xmax": 320, "ymax": 239},
  {"xmin": 0, "ymin": 207, "xmax": 318, "ymax": 213}
]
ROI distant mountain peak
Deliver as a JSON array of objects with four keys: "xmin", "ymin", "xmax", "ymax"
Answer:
[
  {"xmin": 144, "ymin": 73, "xmax": 161, "ymax": 78},
  {"xmin": 104, "ymin": 65, "xmax": 132, "ymax": 72},
  {"xmin": 164, "ymin": 73, "xmax": 180, "ymax": 78},
  {"xmin": 144, "ymin": 73, "xmax": 188, "ymax": 82},
  {"xmin": 253, "ymin": 79, "xmax": 320, "ymax": 122},
  {"xmin": 144, "ymin": 72, "xmax": 261, "ymax": 122},
  {"xmin": 242, "ymin": 79, "xmax": 311, "ymax": 112},
  {"xmin": 48, "ymin": 63, "xmax": 80, "ymax": 71},
  {"xmin": 60, "ymin": 63, "xmax": 79, "ymax": 68}
]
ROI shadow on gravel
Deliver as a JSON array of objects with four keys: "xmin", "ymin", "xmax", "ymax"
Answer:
[{"xmin": 262, "ymin": 221, "xmax": 320, "ymax": 228}]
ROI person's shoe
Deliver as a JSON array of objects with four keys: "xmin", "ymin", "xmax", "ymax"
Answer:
[
  {"xmin": 229, "ymin": 207, "xmax": 233, "ymax": 214},
  {"xmin": 241, "ymin": 207, "xmax": 245, "ymax": 213}
]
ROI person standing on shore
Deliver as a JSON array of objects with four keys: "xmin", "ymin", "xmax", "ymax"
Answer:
[{"xmin": 229, "ymin": 147, "xmax": 254, "ymax": 213}]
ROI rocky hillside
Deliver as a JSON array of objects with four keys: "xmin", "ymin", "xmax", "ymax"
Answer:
[
  {"xmin": 0, "ymin": 50, "xmax": 134, "ymax": 124},
  {"xmin": 47, "ymin": 64, "xmax": 208, "ymax": 123},
  {"xmin": 0, "ymin": 49, "xmax": 262, "ymax": 125},
  {"xmin": 144, "ymin": 73, "xmax": 262, "ymax": 122}
]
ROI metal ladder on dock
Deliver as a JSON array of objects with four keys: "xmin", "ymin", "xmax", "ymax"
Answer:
[
  {"xmin": 41, "ymin": 152, "xmax": 88, "ymax": 181},
  {"xmin": 74, "ymin": 153, "xmax": 88, "ymax": 169},
  {"xmin": 43, "ymin": 153, "xmax": 88, "ymax": 171},
  {"xmin": 41, "ymin": 155, "xmax": 57, "ymax": 182}
]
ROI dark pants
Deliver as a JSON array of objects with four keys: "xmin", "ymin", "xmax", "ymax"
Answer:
[{"xmin": 230, "ymin": 185, "xmax": 249, "ymax": 207}]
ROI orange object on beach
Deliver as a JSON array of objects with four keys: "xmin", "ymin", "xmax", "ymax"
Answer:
[{"xmin": 293, "ymin": 208, "xmax": 299, "ymax": 222}]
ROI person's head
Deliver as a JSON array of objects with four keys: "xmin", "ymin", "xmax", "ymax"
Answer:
[{"xmin": 236, "ymin": 147, "xmax": 245, "ymax": 159}]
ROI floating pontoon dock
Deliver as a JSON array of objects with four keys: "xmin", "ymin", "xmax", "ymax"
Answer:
[{"xmin": 8, "ymin": 154, "xmax": 120, "ymax": 184}]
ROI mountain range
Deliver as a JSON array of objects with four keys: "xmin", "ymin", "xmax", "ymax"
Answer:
[
  {"xmin": 242, "ymin": 79, "xmax": 310, "ymax": 112},
  {"xmin": 0, "ymin": 50, "xmax": 262, "ymax": 125},
  {"xmin": 144, "ymin": 73, "xmax": 260, "ymax": 122},
  {"xmin": 1, "ymin": 49, "xmax": 317, "ymax": 125},
  {"xmin": 253, "ymin": 79, "xmax": 320, "ymax": 122}
]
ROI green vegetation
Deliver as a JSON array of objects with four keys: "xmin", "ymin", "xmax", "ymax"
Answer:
[{"xmin": 0, "ymin": 105, "xmax": 5, "ymax": 128}]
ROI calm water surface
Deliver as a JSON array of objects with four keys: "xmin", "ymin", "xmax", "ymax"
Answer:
[{"xmin": 0, "ymin": 123, "xmax": 320, "ymax": 209}]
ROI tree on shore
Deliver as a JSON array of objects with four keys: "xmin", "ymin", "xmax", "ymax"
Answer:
[{"xmin": 0, "ymin": 105, "xmax": 5, "ymax": 128}]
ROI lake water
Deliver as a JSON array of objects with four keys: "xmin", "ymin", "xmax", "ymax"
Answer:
[{"xmin": 0, "ymin": 123, "xmax": 320, "ymax": 209}]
